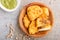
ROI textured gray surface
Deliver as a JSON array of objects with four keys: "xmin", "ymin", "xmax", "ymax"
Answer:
[{"xmin": 0, "ymin": 0, "xmax": 60, "ymax": 40}]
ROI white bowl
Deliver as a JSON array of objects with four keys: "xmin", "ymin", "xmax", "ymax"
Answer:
[{"xmin": 0, "ymin": 0, "xmax": 21, "ymax": 12}]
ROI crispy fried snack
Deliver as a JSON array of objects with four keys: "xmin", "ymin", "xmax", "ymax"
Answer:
[
  {"xmin": 42, "ymin": 7, "xmax": 49, "ymax": 16},
  {"xmin": 27, "ymin": 5, "xmax": 43, "ymax": 21},
  {"xmin": 36, "ymin": 17, "xmax": 45, "ymax": 27},
  {"xmin": 43, "ymin": 24, "xmax": 51, "ymax": 29},
  {"xmin": 41, "ymin": 13, "xmax": 48, "ymax": 20},
  {"xmin": 38, "ymin": 24, "xmax": 51, "ymax": 31},
  {"xmin": 39, "ymin": 7, "xmax": 49, "ymax": 20},
  {"xmin": 36, "ymin": 16, "xmax": 50, "ymax": 27},
  {"xmin": 23, "ymin": 15, "xmax": 30, "ymax": 28},
  {"xmin": 29, "ymin": 21, "xmax": 38, "ymax": 34}
]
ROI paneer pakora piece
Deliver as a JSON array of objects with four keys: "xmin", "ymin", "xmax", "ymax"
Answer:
[
  {"xmin": 41, "ymin": 13, "xmax": 48, "ymax": 20},
  {"xmin": 36, "ymin": 16, "xmax": 51, "ymax": 28},
  {"xmin": 36, "ymin": 17, "xmax": 45, "ymax": 27},
  {"xmin": 23, "ymin": 15, "xmax": 30, "ymax": 28},
  {"xmin": 38, "ymin": 24, "xmax": 51, "ymax": 31},
  {"xmin": 39, "ymin": 7, "xmax": 49, "ymax": 20},
  {"xmin": 44, "ymin": 24, "xmax": 51, "ymax": 28},
  {"xmin": 27, "ymin": 5, "xmax": 43, "ymax": 21},
  {"xmin": 42, "ymin": 7, "xmax": 49, "ymax": 16},
  {"xmin": 29, "ymin": 21, "xmax": 38, "ymax": 34}
]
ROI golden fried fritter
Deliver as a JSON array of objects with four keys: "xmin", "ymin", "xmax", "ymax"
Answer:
[
  {"xmin": 38, "ymin": 24, "xmax": 51, "ymax": 31},
  {"xmin": 36, "ymin": 18, "xmax": 45, "ymax": 27},
  {"xmin": 43, "ymin": 24, "xmax": 51, "ymax": 29},
  {"xmin": 23, "ymin": 15, "xmax": 30, "ymax": 28},
  {"xmin": 39, "ymin": 7, "xmax": 49, "ymax": 20},
  {"xmin": 29, "ymin": 21, "xmax": 38, "ymax": 34},
  {"xmin": 27, "ymin": 5, "xmax": 43, "ymax": 21},
  {"xmin": 42, "ymin": 7, "xmax": 49, "ymax": 16}
]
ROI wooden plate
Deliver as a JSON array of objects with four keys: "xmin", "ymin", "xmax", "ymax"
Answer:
[{"xmin": 19, "ymin": 2, "xmax": 54, "ymax": 37}]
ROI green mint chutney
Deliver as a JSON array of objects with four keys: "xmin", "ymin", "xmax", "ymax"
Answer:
[{"xmin": 1, "ymin": 0, "xmax": 17, "ymax": 9}]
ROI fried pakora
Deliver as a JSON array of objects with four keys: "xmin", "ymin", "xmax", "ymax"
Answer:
[
  {"xmin": 36, "ymin": 17, "xmax": 45, "ymax": 27},
  {"xmin": 42, "ymin": 7, "xmax": 49, "ymax": 16},
  {"xmin": 27, "ymin": 5, "xmax": 43, "ymax": 21},
  {"xmin": 29, "ymin": 21, "xmax": 38, "ymax": 34},
  {"xmin": 23, "ymin": 15, "xmax": 30, "ymax": 28}
]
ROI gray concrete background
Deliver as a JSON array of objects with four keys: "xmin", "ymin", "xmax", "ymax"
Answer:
[{"xmin": 0, "ymin": 0, "xmax": 60, "ymax": 40}]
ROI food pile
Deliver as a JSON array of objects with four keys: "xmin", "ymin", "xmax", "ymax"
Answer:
[{"xmin": 23, "ymin": 5, "xmax": 51, "ymax": 34}]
